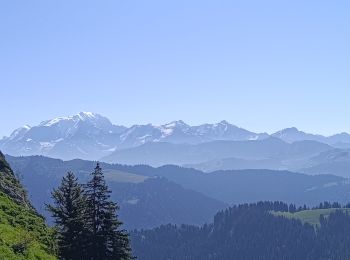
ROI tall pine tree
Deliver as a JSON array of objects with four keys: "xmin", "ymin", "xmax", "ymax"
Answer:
[
  {"xmin": 85, "ymin": 163, "xmax": 132, "ymax": 260},
  {"xmin": 47, "ymin": 171, "xmax": 87, "ymax": 260}
]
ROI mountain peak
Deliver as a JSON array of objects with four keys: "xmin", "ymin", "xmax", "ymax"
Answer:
[
  {"xmin": 272, "ymin": 127, "xmax": 328, "ymax": 144},
  {"xmin": 39, "ymin": 112, "xmax": 106, "ymax": 127},
  {"xmin": 163, "ymin": 120, "xmax": 189, "ymax": 129},
  {"xmin": 279, "ymin": 127, "xmax": 300, "ymax": 133},
  {"xmin": 76, "ymin": 111, "xmax": 98, "ymax": 120},
  {"xmin": 7, "ymin": 125, "xmax": 31, "ymax": 141},
  {"xmin": 218, "ymin": 120, "xmax": 230, "ymax": 125},
  {"xmin": 272, "ymin": 127, "xmax": 303, "ymax": 137}
]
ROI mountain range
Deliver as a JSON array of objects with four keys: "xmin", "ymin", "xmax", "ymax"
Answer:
[
  {"xmin": 3, "ymin": 112, "xmax": 350, "ymax": 178},
  {"xmin": 0, "ymin": 112, "xmax": 271, "ymax": 160},
  {"xmin": 3, "ymin": 112, "xmax": 350, "ymax": 161}
]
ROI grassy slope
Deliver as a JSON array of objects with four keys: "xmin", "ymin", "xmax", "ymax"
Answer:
[
  {"xmin": 273, "ymin": 208, "xmax": 350, "ymax": 226},
  {"xmin": 0, "ymin": 191, "xmax": 56, "ymax": 260},
  {"xmin": 104, "ymin": 169, "xmax": 148, "ymax": 183},
  {"xmin": 0, "ymin": 152, "xmax": 56, "ymax": 259}
]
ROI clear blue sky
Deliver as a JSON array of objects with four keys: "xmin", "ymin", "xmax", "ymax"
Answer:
[{"xmin": 1, "ymin": 0, "xmax": 350, "ymax": 137}]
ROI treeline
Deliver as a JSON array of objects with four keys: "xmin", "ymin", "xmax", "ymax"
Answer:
[
  {"xmin": 47, "ymin": 163, "xmax": 133, "ymax": 260},
  {"xmin": 131, "ymin": 201, "xmax": 350, "ymax": 260}
]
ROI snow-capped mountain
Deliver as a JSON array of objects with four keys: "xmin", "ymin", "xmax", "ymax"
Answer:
[
  {"xmin": 0, "ymin": 112, "xmax": 126, "ymax": 160},
  {"xmin": 117, "ymin": 120, "xmax": 268, "ymax": 149},
  {"xmin": 0, "ymin": 113, "xmax": 269, "ymax": 160},
  {"xmin": 190, "ymin": 120, "xmax": 269, "ymax": 142},
  {"xmin": 3, "ymin": 112, "xmax": 350, "ymax": 161}
]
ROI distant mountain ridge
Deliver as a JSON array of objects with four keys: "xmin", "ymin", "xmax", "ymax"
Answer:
[
  {"xmin": 0, "ymin": 112, "xmax": 269, "ymax": 160},
  {"xmin": 1, "ymin": 112, "xmax": 350, "ymax": 161},
  {"xmin": 102, "ymin": 138, "xmax": 332, "ymax": 167},
  {"xmin": 272, "ymin": 127, "xmax": 350, "ymax": 145},
  {"xmin": 7, "ymin": 154, "xmax": 350, "ymax": 225},
  {"xmin": 6, "ymin": 154, "xmax": 226, "ymax": 229}
]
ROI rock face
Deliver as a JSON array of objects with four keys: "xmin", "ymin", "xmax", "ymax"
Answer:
[{"xmin": 0, "ymin": 151, "xmax": 31, "ymax": 209}]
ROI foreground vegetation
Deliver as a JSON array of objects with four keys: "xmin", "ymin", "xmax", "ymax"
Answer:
[
  {"xmin": 48, "ymin": 164, "xmax": 133, "ymax": 260},
  {"xmin": 0, "ymin": 152, "xmax": 56, "ymax": 259},
  {"xmin": 0, "ymin": 151, "xmax": 133, "ymax": 259},
  {"xmin": 0, "ymin": 192, "xmax": 56, "ymax": 259}
]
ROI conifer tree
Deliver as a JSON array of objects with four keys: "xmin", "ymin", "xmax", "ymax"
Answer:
[
  {"xmin": 47, "ymin": 171, "xmax": 87, "ymax": 260},
  {"xmin": 85, "ymin": 163, "xmax": 133, "ymax": 260}
]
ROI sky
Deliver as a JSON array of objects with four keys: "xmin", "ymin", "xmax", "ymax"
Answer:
[{"xmin": 1, "ymin": 0, "xmax": 350, "ymax": 138}]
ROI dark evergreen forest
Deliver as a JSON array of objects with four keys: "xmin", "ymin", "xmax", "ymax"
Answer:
[{"xmin": 131, "ymin": 201, "xmax": 350, "ymax": 260}]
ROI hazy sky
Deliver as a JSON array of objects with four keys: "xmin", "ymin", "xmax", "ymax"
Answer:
[{"xmin": 1, "ymin": 1, "xmax": 350, "ymax": 137}]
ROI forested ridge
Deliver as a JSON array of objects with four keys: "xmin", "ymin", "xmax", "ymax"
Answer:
[{"xmin": 131, "ymin": 201, "xmax": 350, "ymax": 260}]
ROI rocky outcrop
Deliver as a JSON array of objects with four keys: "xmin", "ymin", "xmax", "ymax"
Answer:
[{"xmin": 0, "ymin": 151, "xmax": 32, "ymax": 209}]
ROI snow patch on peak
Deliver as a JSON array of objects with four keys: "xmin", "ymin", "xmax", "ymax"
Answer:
[
  {"xmin": 39, "ymin": 115, "xmax": 73, "ymax": 127},
  {"xmin": 160, "ymin": 128, "xmax": 174, "ymax": 137},
  {"xmin": 163, "ymin": 120, "xmax": 189, "ymax": 129},
  {"xmin": 13, "ymin": 125, "xmax": 31, "ymax": 131},
  {"xmin": 76, "ymin": 111, "xmax": 97, "ymax": 120},
  {"xmin": 39, "ymin": 112, "xmax": 104, "ymax": 127},
  {"xmin": 157, "ymin": 120, "xmax": 190, "ymax": 138},
  {"xmin": 7, "ymin": 125, "xmax": 31, "ymax": 141}
]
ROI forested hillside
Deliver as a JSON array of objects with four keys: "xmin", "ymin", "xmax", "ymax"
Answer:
[
  {"xmin": 7, "ymin": 155, "xmax": 226, "ymax": 229},
  {"xmin": 131, "ymin": 202, "xmax": 350, "ymax": 260}
]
